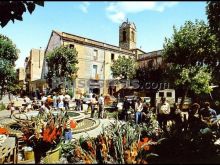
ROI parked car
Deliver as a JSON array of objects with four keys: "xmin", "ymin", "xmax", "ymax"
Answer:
[{"xmin": 82, "ymin": 94, "xmax": 92, "ymax": 104}]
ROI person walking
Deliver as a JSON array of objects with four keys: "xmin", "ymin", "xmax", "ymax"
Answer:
[
  {"xmin": 64, "ymin": 92, "xmax": 71, "ymax": 110},
  {"xmin": 135, "ymin": 97, "xmax": 143, "ymax": 124},
  {"xmin": 57, "ymin": 92, "xmax": 65, "ymax": 111},
  {"xmin": 7, "ymin": 101, "xmax": 15, "ymax": 118},
  {"xmin": 98, "ymin": 94, "xmax": 104, "ymax": 119},
  {"xmin": 156, "ymin": 97, "xmax": 171, "ymax": 131},
  {"xmin": 52, "ymin": 92, "xmax": 58, "ymax": 109},
  {"xmin": 90, "ymin": 94, "xmax": 97, "ymax": 118}
]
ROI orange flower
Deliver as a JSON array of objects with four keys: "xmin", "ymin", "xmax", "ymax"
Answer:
[
  {"xmin": 138, "ymin": 137, "xmax": 150, "ymax": 151},
  {"xmin": 0, "ymin": 127, "xmax": 9, "ymax": 135},
  {"xmin": 123, "ymin": 135, "xmax": 126, "ymax": 145}
]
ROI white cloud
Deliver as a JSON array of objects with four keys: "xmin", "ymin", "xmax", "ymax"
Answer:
[
  {"xmin": 79, "ymin": 2, "xmax": 90, "ymax": 13},
  {"xmin": 106, "ymin": 2, "xmax": 179, "ymax": 23},
  {"xmin": 107, "ymin": 12, "xmax": 125, "ymax": 23}
]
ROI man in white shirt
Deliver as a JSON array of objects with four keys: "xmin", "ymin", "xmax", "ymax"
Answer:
[
  {"xmin": 57, "ymin": 92, "xmax": 65, "ymax": 110},
  {"xmin": 64, "ymin": 93, "xmax": 71, "ymax": 110},
  {"xmin": 98, "ymin": 94, "xmax": 105, "ymax": 119},
  {"xmin": 157, "ymin": 97, "xmax": 170, "ymax": 131}
]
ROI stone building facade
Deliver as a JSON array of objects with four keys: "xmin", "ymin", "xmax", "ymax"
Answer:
[
  {"xmin": 41, "ymin": 20, "xmax": 146, "ymax": 97},
  {"xmin": 24, "ymin": 48, "xmax": 47, "ymax": 94},
  {"xmin": 16, "ymin": 67, "xmax": 25, "ymax": 91},
  {"xmin": 137, "ymin": 50, "xmax": 164, "ymax": 69}
]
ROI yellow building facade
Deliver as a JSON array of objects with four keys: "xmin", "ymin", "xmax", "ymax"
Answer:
[
  {"xmin": 25, "ymin": 48, "xmax": 47, "ymax": 94},
  {"xmin": 42, "ymin": 20, "xmax": 146, "ymax": 97}
]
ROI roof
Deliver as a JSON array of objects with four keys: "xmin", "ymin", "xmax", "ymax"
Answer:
[
  {"xmin": 52, "ymin": 30, "xmax": 137, "ymax": 56},
  {"xmin": 137, "ymin": 50, "xmax": 163, "ymax": 61}
]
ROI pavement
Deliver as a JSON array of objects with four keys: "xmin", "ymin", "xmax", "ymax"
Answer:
[
  {"xmin": 0, "ymin": 110, "xmax": 12, "ymax": 126},
  {"xmin": 72, "ymin": 118, "xmax": 115, "ymax": 139},
  {"xmin": 0, "ymin": 95, "xmax": 118, "ymax": 140}
]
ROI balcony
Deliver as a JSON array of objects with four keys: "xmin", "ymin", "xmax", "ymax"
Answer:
[{"xmin": 91, "ymin": 74, "xmax": 100, "ymax": 80}]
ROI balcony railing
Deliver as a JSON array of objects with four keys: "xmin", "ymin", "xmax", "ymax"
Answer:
[{"xmin": 91, "ymin": 74, "xmax": 100, "ymax": 80}]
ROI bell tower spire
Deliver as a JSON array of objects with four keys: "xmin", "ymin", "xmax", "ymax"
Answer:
[{"xmin": 119, "ymin": 19, "xmax": 136, "ymax": 50}]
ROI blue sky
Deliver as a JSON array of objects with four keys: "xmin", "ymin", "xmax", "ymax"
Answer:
[{"xmin": 0, "ymin": 1, "xmax": 207, "ymax": 68}]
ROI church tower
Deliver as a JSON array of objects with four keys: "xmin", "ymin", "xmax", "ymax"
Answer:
[{"xmin": 119, "ymin": 19, "xmax": 136, "ymax": 50}]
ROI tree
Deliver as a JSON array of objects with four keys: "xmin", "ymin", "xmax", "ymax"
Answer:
[
  {"xmin": 111, "ymin": 56, "xmax": 136, "ymax": 91},
  {"xmin": 46, "ymin": 45, "xmax": 78, "ymax": 89},
  {"xmin": 0, "ymin": 35, "xmax": 19, "ymax": 65},
  {"xmin": 0, "ymin": 1, "xmax": 44, "ymax": 27},
  {"xmin": 206, "ymin": 1, "xmax": 220, "ymax": 42},
  {"xmin": 0, "ymin": 59, "xmax": 18, "ymax": 99},
  {"xmin": 0, "ymin": 34, "xmax": 19, "ymax": 99},
  {"xmin": 163, "ymin": 20, "xmax": 217, "ymax": 109},
  {"xmin": 206, "ymin": 1, "xmax": 220, "ymax": 85},
  {"xmin": 111, "ymin": 56, "xmax": 136, "ymax": 79}
]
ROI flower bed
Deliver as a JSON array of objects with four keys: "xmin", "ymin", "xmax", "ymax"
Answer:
[
  {"xmin": 17, "ymin": 111, "xmax": 72, "ymax": 163},
  {"xmin": 61, "ymin": 115, "xmax": 162, "ymax": 164}
]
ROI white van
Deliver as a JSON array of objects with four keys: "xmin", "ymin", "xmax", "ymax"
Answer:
[{"xmin": 156, "ymin": 89, "xmax": 175, "ymax": 107}]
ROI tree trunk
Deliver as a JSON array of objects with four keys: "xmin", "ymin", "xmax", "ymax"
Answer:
[
  {"xmin": 0, "ymin": 90, "xmax": 2, "ymax": 100},
  {"xmin": 0, "ymin": 85, "xmax": 4, "ymax": 100},
  {"xmin": 8, "ymin": 93, "xmax": 11, "ymax": 101},
  {"xmin": 179, "ymin": 88, "xmax": 189, "ymax": 111}
]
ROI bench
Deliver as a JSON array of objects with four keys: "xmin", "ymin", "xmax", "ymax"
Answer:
[{"xmin": 0, "ymin": 136, "xmax": 17, "ymax": 164}]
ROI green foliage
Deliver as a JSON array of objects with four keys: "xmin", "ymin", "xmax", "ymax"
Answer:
[
  {"xmin": 0, "ymin": 34, "xmax": 19, "ymax": 65},
  {"xmin": 111, "ymin": 56, "xmax": 136, "ymax": 79},
  {"xmin": 206, "ymin": 1, "xmax": 220, "ymax": 84},
  {"xmin": 46, "ymin": 45, "xmax": 78, "ymax": 87},
  {"xmin": 163, "ymin": 20, "xmax": 217, "ymax": 97},
  {"xmin": 67, "ymin": 90, "xmax": 73, "ymax": 98},
  {"xmin": 0, "ymin": 55, "xmax": 18, "ymax": 97},
  {"xmin": 0, "ymin": 102, "xmax": 6, "ymax": 111},
  {"xmin": 206, "ymin": 1, "xmax": 220, "ymax": 43},
  {"xmin": 175, "ymin": 66, "xmax": 212, "ymax": 94},
  {"xmin": 135, "ymin": 65, "xmax": 167, "ymax": 90},
  {"xmin": 163, "ymin": 20, "xmax": 219, "ymax": 68},
  {"xmin": 0, "ymin": 1, "xmax": 44, "ymax": 27},
  {"xmin": 0, "ymin": 35, "xmax": 19, "ymax": 98}
]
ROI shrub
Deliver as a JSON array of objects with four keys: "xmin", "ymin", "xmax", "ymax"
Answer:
[
  {"xmin": 67, "ymin": 90, "xmax": 73, "ymax": 98},
  {"xmin": 0, "ymin": 102, "xmax": 6, "ymax": 111}
]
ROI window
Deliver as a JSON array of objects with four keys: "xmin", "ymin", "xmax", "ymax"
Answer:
[
  {"xmin": 92, "ymin": 65, "xmax": 98, "ymax": 77},
  {"xmin": 111, "ymin": 53, "xmax": 115, "ymax": 61},
  {"xmin": 69, "ymin": 44, "xmax": 74, "ymax": 49},
  {"xmin": 167, "ymin": 92, "xmax": 172, "ymax": 97},
  {"xmin": 93, "ymin": 49, "xmax": 98, "ymax": 60},
  {"xmin": 123, "ymin": 30, "xmax": 126, "ymax": 42},
  {"xmin": 159, "ymin": 92, "xmax": 164, "ymax": 97},
  {"xmin": 131, "ymin": 31, "xmax": 135, "ymax": 42}
]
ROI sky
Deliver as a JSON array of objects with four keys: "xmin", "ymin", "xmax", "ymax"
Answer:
[{"xmin": 0, "ymin": 1, "xmax": 208, "ymax": 68}]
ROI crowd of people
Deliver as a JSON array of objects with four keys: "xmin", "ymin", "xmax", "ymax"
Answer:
[
  {"xmin": 120, "ymin": 96, "xmax": 219, "ymax": 133},
  {"xmin": 7, "ymin": 91, "xmax": 72, "ymax": 117},
  {"xmin": 75, "ymin": 93, "xmax": 105, "ymax": 119},
  {"xmin": 7, "ymin": 91, "xmax": 220, "ymax": 134}
]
